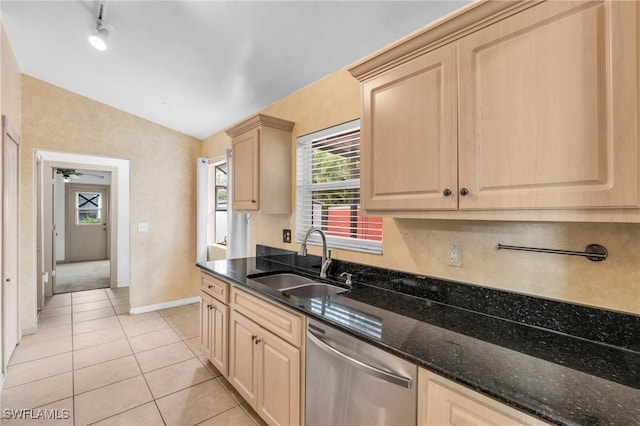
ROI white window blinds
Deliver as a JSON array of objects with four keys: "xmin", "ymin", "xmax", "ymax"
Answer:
[{"xmin": 296, "ymin": 119, "xmax": 383, "ymax": 254}]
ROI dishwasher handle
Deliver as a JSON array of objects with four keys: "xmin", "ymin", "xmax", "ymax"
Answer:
[{"xmin": 308, "ymin": 329, "xmax": 413, "ymax": 389}]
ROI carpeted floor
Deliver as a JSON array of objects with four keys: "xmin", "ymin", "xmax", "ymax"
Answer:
[{"xmin": 55, "ymin": 260, "xmax": 111, "ymax": 293}]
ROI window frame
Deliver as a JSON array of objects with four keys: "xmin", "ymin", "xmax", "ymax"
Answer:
[
  {"xmin": 75, "ymin": 191, "xmax": 103, "ymax": 225},
  {"xmin": 208, "ymin": 156, "xmax": 228, "ymax": 248},
  {"xmin": 296, "ymin": 119, "xmax": 383, "ymax": 255},
  {"xmin": 214, "ymin": 163, "xmax": 228, "ymax": 212}
]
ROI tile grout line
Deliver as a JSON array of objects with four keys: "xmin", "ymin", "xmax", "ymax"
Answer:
[
  {"xmin": 120, "ymin": 311, "xmax": 168, "ymax": 426},
  {"xmin": 121, "ymin": 303, "xmax": 238, "ymax": 425},
  {"xmin": 2, "ymin": 363, "xmax": 72, "ymax": 391},
  {"xmin": 70, "ymin": 288, "xmax": 113, "ymax": 426},
  {"xmin": 70, "ymin": 291, "xmax": 78, "ymax": 426},
  {"xmin": 73, "ymin": 289, "xmax": 147, "ymax": 425},
  {"xmin": 22, "ymin": 297, "xmax": 214, "ymax": 426},
  {"xmin": 84, "ymin": 401, "xmax": 155, "ymax": 426}
]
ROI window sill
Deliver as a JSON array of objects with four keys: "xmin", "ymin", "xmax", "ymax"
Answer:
[{"xmin": 209, "ymin": 243, "xmax": 227, "ymax": 251}]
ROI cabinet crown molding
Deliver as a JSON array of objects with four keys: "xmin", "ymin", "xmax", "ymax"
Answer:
[
  {"xmin": 349, "ymin": 0, "xmax": 539, "ymax": 81},
  {"xmin": 225, "ymin": 113, "xmax": 295, "ymax": 138}
]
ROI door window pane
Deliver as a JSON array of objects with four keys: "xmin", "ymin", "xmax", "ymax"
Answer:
[{"xmin": 76, "ymin": 192, "xmax": 102, "ymax": 225}]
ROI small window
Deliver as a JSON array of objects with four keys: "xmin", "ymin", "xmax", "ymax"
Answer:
[
  {"xmin": 76, "ymin": 191, "xmax": 102, "ymax": 225},
  {"xmin": 208, "ymin": 159, "xmax": 228, "ymax": 246},
  {"xmin": 215, "ymin": 163, "xmax": 228, "ymax": 212},
  {"xmin": 296, "ymin": 119, "xmax": 383, "ymax": 254}
]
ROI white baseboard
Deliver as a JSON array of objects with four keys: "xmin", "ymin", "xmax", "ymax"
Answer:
[
  {"xmin": 21, "ymin": 326, "xmax": 37, "ymax": 337},
  {"xmin": 129, "ymin": 296, "xmax": 200, "ymax": 315}
]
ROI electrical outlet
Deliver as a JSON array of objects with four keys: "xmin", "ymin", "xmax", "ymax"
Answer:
[
  {"xmin": 283, "ymin": 229, "xmax": 292, "ymax": 243},
  {"xmin": 448, "ymin": 244, "xmax": 462, "ymax": 267}
]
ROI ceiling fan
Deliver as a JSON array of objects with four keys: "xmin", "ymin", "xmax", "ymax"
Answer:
[{"xmin": 56, "ymin": 168, "xmax": 105, "ymax": 180}]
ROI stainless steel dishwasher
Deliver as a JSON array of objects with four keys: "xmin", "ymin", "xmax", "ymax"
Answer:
[{"xmin": 306, "ymin": 318, "xmax": 417, "ymax": 426}]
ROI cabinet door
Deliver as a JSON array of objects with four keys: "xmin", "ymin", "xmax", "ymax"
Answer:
[
  {"xmin": 199, "ymin": 291, "xmax": 212, "ymax": 359},
  {"xmin": 257, "ymin": 331, "xmax": 301, "ymax": 426},
  {"xmin": 229, "ymin": 311, "xmax": 259, "ymax": 406},
  {"xmin": 232, "ymin": 128, "xmax": 260, "ymax": 211},
  {"xmin": 209, "ymin": 298, "xmax": 228, "ymax": 377},
  {"xmin": 231, "ymin": 287, "xmax": 303, "ymax": 347},
  {"xmin": 458, "ymin": 1, "xmax": 638, "ymax": 210},
  {"xmin": 362, "ymin": 42, "xmax": 458, "ymax": 211},
  {"xmin": 418, "ymin": 368, "xmax": 548, "ymax": 426}
]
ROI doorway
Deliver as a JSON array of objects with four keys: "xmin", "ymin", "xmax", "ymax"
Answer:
[
  {"xmin": 54, "ymin": 177, "xmax": 111, "ymax": 293},
  {"xmin": 36, "ymin": 150, "xmax": 130, "ymax": 307},
  {"xmin": 53, "ymin": 170, "xmax": 111, "ymax": 294}
]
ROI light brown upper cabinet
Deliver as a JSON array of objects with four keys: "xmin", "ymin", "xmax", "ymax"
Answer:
[
  {"xmin": 362, "ymin": 43, "xmax": 458, "ymax": 211},
  {"xmin": 351, "ymin": 0, "xmax": 639, "ymax": 221},
  {"xmin": 226, "ymin": 114, "xmax": 295, "ymax": 213}
]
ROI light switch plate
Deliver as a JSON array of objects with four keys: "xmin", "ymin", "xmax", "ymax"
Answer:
[{"xmin": 138, "ymin": 222, "xmax": 149, "ymax": 232}]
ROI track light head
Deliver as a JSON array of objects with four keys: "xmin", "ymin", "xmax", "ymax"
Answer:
[
  {"xmin": 89, "ymin": 1, "xmax": 109, "ymax": 51},
  {"xmin": 89, "ymin": 25, "xmax": 109, "ymax": 51}
]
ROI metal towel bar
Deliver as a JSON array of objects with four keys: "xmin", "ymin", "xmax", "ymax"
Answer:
[{"xmin": 497, "ymin": 243, "xmax": 608, "ymax": 262}]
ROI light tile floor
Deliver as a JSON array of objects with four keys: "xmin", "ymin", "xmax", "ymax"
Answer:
[{"xmin": 1, "ymin": 288, "xmax": 265, "ymax": 426}]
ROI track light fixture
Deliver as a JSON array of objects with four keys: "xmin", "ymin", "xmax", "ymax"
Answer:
[{"xmin": 89, "ymin": 0, "xmax": 109, "ymax": 51}]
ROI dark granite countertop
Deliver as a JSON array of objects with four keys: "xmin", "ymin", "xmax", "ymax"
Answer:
[{"xmin": 196, "ymin": 254, "xmax": 640, "ymax": 426}]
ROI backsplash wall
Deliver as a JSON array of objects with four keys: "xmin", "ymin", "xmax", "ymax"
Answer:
[{"xmin": 204, "ymin": 69, "xmax": 640, "ymax": 316}]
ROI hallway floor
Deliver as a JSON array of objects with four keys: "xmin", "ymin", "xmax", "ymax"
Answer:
[
  {"xmin": 55, "ymin": 261, "xmax": 111, "ymax": 293},
  {"xmin": 1, "ymin": 288, "xmax": 263, "ymax": 426}
]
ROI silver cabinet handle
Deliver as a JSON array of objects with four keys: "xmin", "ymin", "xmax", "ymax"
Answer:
[{"xmin": 308, "ymin": 329, "xmax": 412, "ymax": 389}]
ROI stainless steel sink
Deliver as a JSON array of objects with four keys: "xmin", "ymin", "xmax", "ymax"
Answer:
[
  {"xmin": 280, "ymin": 283, "xmax": 347, "ymax": 298},
  {"xmin": 248, "ymin": 272, "xmax": 347, "ymax": 298},
  {"xmin": 249, "ymin": 273, "xmax": 315, "ymax": 290}
]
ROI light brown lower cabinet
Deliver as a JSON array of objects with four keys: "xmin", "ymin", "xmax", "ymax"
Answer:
[
  {"xmin": 200, "ymin": 290, "xmax": 229, "ymax": 376},
  {"xmin": 418, "ymin": 368, "xmax": 549, "ymax": 426},
  {"xmin": 208, "ymin": 297, "xmax": 228, "ymax": 376},
  {"xmin": 199, "ymin": 290, "xmax": 212, "ymax": 360},
  {"xmin": 229, "ymin": 310, "xmax": 301, "ymax": 426},
  {"xmin": 200, "ymin": 274, "xmax": 304, "ymax": 426},
  {"xmin": 202, "ymin": 273, "xmax": 555, "ymax": 426}
]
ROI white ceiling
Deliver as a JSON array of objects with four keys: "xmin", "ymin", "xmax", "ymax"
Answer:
[{"xmin": 1, "ymin": 0, "xmax": 469, "ymax": 139}]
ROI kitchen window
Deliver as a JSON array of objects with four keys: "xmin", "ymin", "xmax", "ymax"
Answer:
[{"xmin": 296, "ymin": 119, "xmax": 383, "ymax": 254}]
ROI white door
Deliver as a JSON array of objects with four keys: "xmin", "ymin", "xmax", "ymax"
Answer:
[
  {"xmin": 3, "ymin": 116, "xmax": 20, "ymax": 370},
  {"xmin": 66, "ymin": 185, "xmax": 109, "ymax": 262}
]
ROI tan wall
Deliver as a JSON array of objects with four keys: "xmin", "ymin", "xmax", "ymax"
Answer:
[
  {"xmin": 203, "ymin": 68, "xmax": 640, "ymax": 315},
  {"xmin": 21, "ymin": 76, "xmax": 202, "ymax": 331}
]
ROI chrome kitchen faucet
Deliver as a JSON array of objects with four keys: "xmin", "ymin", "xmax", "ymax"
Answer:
[{"xmin": 298, "ymin": 227, "xmax": 332, "ymax": 279}]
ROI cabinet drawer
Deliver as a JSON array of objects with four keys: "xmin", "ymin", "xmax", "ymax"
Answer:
[
  {"xmin": 231, "ymin": 287, "xmax": 303, "ymax": 347},
  {"xmin": 201, "ymin": 273, "xmax": 229, "ymax": 304}
]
